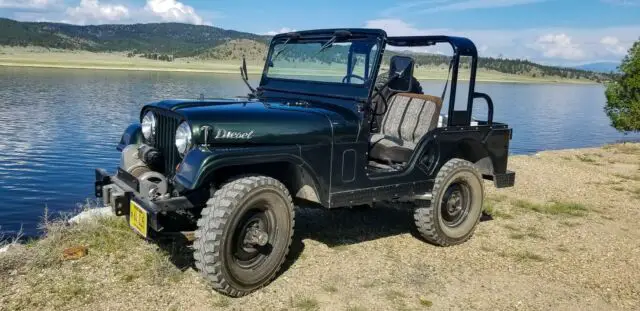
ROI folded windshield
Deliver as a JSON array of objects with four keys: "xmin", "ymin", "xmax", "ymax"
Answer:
[{"xmin": 265, "ymin": 36, "xmax": 381, "ymax": 85}]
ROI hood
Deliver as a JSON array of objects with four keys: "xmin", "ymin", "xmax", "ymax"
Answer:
[{"xmin": 144, "ymin": 98, "xmax": 361, "ymax": 146}]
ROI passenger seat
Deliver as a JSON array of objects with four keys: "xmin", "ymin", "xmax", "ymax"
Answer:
[{"xmin": 369, "ymin": 93, "xmax": 443, "ymax": 164}]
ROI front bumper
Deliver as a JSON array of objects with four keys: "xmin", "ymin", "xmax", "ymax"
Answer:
[{"xmin": 94, "ymin": 168, "xmax": 206, "ymax": 233}]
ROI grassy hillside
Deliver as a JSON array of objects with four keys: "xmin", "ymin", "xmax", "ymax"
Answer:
[
  {"xmin": 0, "ymin": 18, "xmax": 615, "ymax": 82},
  {"xmin": 197, "ymin": 39, "xmax": 268, "ymax": 61},
  {"xmin": 0, "ymin": 18, "xmax": 269, "ymax": 57}
]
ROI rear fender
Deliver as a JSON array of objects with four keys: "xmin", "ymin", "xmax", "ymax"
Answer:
[{"xmin": 416, "ymin": 129, "xmax": 510, "ymax": 178}]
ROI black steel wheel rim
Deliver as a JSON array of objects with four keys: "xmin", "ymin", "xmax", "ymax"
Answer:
[
  {"xmin": 440, "ymin": 180, "xmax": 472, "ymax": 227},
  {"xmin": 231, "ymin": 200, "xmax": 276, "ymax": 269}
]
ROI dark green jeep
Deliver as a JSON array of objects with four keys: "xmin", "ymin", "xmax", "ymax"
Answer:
[{"xmin": 95, "ymin": 28, "xmax": 515, "ymax": 297}]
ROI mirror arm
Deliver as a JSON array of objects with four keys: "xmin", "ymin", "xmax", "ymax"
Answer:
[{"xmin": 240, "ymin": 57, "xmax": 257, "ymax": 97}]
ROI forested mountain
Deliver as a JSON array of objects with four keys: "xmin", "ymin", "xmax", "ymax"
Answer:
[
  {"xmin": 0, "ymin": 18, "xmax": 269, "ymax": 57},
  {"xmin": 197, "ymin": 39, "xmax": 268, "ymax": 61},
  {"xmin": 0, "ymin": 18, "xmax": 615, "ymax": 81},
  {"xmin": 384, "ymin": 52, "xmax": 614, "ymax": 81}
]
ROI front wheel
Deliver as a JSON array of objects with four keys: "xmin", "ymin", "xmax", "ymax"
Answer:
[
  {"xmin": 193, "ymin": 176, "xmax": 295, "ymax": 297},
  {"xmin": 414, "ymin": 158, "xmax": 484, "ymax": 246}
]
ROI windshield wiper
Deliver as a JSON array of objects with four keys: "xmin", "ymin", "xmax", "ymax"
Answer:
[
  {"xmin": 314, "ymin": 30, "xmax": 353, "ymax": 57},
  {"xmin": 316, "ymin": 35, "xmax": 337, "ymax": 54},
  {"xmin": 271, "ymin": 32, "xmax": 300, "ymax": 61},
  {"xmin": 272, "ymin": 38, "xmax": 292, "ymax": 61}
]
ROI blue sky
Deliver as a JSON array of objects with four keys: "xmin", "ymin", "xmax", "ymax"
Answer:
[{"xmin": 1, "ymin": 0, "xmax": 639, "ymax": 65}]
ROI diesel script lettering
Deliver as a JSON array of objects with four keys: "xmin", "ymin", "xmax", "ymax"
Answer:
[{"xmin": 215, "ymin": 129, "xmax": 255, "ymax": 140}]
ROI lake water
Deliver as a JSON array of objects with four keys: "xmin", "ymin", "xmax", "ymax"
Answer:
[{"xmin": 0, "ymin": 67, "xmax": 637, "ymax": 236}]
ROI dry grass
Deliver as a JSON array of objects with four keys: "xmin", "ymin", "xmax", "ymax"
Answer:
[
  {"xmin": 513, "ymin": 200, "xmax": 589, "ymax": 217},
  {"xmin": 0, "ymin": 215, "xmax": 188, "ymax": 311},
  {"xmin": 604, "ymin": 143, "xmax": 640, "ymax": 155},
  {"xmin": 576, "ymin": 154, "xmax": 598, "ymax": 163},
  {"xmin": 507, "ymin": 227, "xmax": 546, "ymax": 241},
  {"xmin": 613, "ymin": 173, "xmax": 640, "ymax": 182},
  {"xmin": 292, "ymin": 296, "xmax": 320, "ymax": 311},
  {"xmin": 507, "ymin": 250, "xmax": 546, "ymax": 262},
  {"xmin": 2, "ymin": 143, "xmax": 640, "ymax": 311},
  {"xmin": 483, "ymin": 195, "xmax": 514, "ymax": 219}
]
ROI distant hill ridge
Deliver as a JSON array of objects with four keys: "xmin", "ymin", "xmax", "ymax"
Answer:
[
  {"xmin": 0, "ymin": 18, "xmax": 269, "ymax": 57},
  {"xmin": 0, "ymin": 18, "xmax": 615, "ymax": 81},
  {"xmin": 573, "ymin": 62, "xmax": 620, "ymax": 73}
]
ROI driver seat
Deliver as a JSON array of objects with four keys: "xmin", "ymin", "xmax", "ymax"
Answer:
[{"xmin": 369, "ymin": 93, "xmax": 443, "ymax": 164}]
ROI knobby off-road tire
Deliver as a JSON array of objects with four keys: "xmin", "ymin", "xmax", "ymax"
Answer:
[
  {"xmin": 414, "ymin": 158, "xmax": 484, "ymax": 246},
  {"xmin": 193, "ymin": 176, "xmax": 295, "ymax": 297}
]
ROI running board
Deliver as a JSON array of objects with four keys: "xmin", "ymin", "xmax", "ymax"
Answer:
[{"xmin": 329, "ymin": 180, "xmax": 433, "ymax": 208}]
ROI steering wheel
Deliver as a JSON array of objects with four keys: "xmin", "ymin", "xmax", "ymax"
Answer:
[
  {"xmin": 342, "ymin": 74, "xmax": 365, "ymax": 84},
  {"xmin": 368, "ymin": 73, "xmax": 400, "ymax": 129},
  {"xmin": 371, "ymin": 85, "xmax": 390, "ymax": 116}
]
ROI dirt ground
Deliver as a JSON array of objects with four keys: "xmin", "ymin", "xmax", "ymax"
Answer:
[{"xmin": 1, "ymin": 144, "xmax": 639, "ymax": 311}]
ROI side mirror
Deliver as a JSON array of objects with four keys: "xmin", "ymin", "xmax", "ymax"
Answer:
[{"xmin": 388, "ymin": 55, "xmax": 415, "ymax": 92}]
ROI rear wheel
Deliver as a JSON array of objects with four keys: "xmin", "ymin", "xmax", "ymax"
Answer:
[
  {"xmin": 414, "ymin": 158, "xmax": 484, "ymax": 246},
  {"xmin": 193, "ymin": 176, "xmax": 295, "ymax": 297}
]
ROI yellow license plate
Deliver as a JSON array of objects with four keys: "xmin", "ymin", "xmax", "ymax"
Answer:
[{"xmin": 129, "ymin": 201, "xmax": 148, "ymax": 238}]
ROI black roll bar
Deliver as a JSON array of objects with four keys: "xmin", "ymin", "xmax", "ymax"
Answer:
[{"xmin": 472, "ymin": 92, "xmax": 494, "ymax": 125}]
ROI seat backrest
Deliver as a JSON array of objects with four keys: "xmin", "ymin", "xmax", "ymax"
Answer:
[{"xmin": 379, "ymin": 93, "xmax": 443, "ymax": 144}]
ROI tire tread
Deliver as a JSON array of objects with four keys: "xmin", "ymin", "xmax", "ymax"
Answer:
[
  {"xmin": 193, "ymin": 175, "xmax": 295, "ymax": 297},
  {"xmin": 414, "ymin": 158, "xmax": 483, "ymax": 247}
]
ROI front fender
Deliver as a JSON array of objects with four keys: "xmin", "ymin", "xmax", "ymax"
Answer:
[
  {"xmin": 174, "ymin": 145, "xmax": 305, "ymax": 190},
  {"xmin": 117, "ymin": 123, "xmax": 143, "ymax": 151}
]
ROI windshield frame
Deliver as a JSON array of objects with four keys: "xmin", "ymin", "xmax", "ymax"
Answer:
[{"xmin": 259, "ymin": 29, "xmax": 387, "ymax": 100}]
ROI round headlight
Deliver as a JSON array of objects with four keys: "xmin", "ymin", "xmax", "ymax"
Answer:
[
  {"xmin": 141, "ymin": 111, "xmax": 156, "ymax": 141},
  {"xmin": 175, "ymin": 121, "xmax": 192, "ymax": 156}
]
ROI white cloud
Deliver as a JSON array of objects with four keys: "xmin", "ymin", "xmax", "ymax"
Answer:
[
  {"xmin": 365, "ymin": 18, "xmax": 640, "ymax": 64},
  {"xmin": 600, "ymin": 36, "xmax": 628, "ymax": 56},
  {"xmin": 422, "ymin": 0, "xmax": 549, "ymax": 13},
  {"xmin": 600, "ymin": 36, "xmax": 619, "ymax": 46},
  {"xmin": 265, "ymin": 27, "xmax": 297, "ymax": 36},
  {"xmin": 365, "ymin": 19, "xmax": 437, "ymax": 36},
  {"xmin": 381, "ymin": 0, "xmax": 451, "ymax": 16},
  {"xmin": 6, "ymin": 0, "xmax": 212, "ymax": 25},
  {"xmin": 381, "ymin": 0, "xmax": 550, "ymax": 15},
  {"xmin": 144, "ymin": 0, "xmax": 206, "ymax": 25},
  {"xmin": 65, "ymin": 0, "xmax": 130, "ymax": 25},
  {"xmin": 601, "ymin": 0, "xmax": 640, "ymax": 6},
  {"xmin": 0, "ymin": 0, "xmax": 58, "ymax": 9},
  {"xmin": 532, "ymin": 33, "xmax": 585, "ymax": 60}
]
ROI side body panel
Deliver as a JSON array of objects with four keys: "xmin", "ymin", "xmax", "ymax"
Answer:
[{"xmin": 328, "ymin": 124, "xmax": 512, "ymax": 207}]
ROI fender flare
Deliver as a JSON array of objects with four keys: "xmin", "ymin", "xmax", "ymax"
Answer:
[
  {"xmin": 174, "ymin": 147, "xmax": 325, "ymax": 203},
  {"xmin": 117, "ymin": 123, "xmax": 143, "ymax": 151}
]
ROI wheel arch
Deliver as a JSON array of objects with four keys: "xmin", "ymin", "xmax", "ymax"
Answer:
[
  {"xmin": 117, "ymin": 123, "xmax": 143, "ymax": 151},
  {"xmin": 447, "ymin": 138, "xmax": 494, "ymax": 176},
  {"xmin": 200, "ymin": 160, "xmax": 326, "ymax": 206}
]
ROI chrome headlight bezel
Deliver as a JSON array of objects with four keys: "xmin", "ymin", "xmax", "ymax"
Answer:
[
  {"xmin": 175, "ymin": 121, "xmax": 193, "ymax": 157},
  {"xmin": 141, "ymin": 111, "xmax": 156, "ymax": 141}
]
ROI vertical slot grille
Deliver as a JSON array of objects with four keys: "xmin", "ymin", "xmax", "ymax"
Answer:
[{"xmin": 152, "ymin": 109, "xmax": 180, "ymax": 177}]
